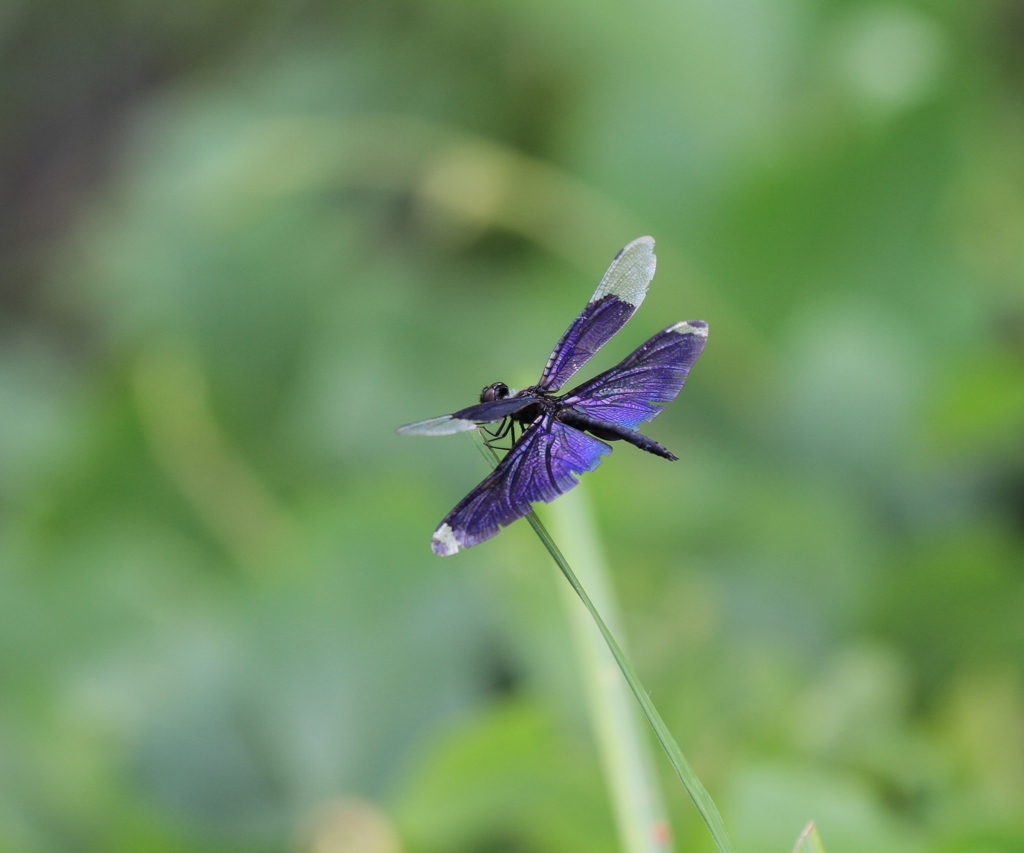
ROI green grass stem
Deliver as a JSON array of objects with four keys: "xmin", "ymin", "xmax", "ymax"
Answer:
[
  {"xmin": 476, "ymin": 438, "xmax": 736, "ymax": 853},
  {"xmin": 548, "ymin": 486, "xmax": 671, "ymax": 853},
  {"xmin": 791, "ymin": 822, "xmax": 826, "ymax": 853}
]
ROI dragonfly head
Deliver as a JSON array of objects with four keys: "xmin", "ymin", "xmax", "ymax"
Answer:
[{"xmin": 479, "ymin": 382, "xmax": 510, "ymax": 403}]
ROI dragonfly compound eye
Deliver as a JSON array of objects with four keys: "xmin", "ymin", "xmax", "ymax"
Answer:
[{"xmin": 479, "ymin": 382, "xmax": 510, "ymax": 403}]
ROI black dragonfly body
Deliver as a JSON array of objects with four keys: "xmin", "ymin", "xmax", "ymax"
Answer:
[{"xmin": 398, "ymin": 236, "xmax": 707, "ymax": 555}]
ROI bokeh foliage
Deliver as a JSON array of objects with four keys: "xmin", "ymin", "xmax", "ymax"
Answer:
[{"xmin": 1, "ymin": 1, "xmax": 1023, "ymax": 851}]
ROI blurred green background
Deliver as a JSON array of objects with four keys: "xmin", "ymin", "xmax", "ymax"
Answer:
[{"xmin": 2, "ymin": 1, "xmax": 1023, "ymax": 851}]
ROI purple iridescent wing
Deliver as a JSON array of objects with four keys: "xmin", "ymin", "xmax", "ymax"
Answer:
[
  {"xmin": 562, "ymin": 321, "xmax": 708, "ymax": 429},
  {"xmin": 431, "ymin": 416, "xmax": 611, "ymax": 555},
  {"xmin": 397, "ymin": 396, "xmax": 537, "ymax": 436},
  {"xmin": 538, "ymin": 236, "xmax": 657, "ymax": 392}
]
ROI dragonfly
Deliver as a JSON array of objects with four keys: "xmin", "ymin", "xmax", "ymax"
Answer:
[{"xmin": 398, "ymin": 236, "xmax": 707, "ymax": 556}]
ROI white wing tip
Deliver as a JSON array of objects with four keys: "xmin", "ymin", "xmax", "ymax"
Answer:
[
  {"xmin": 593, "ymin": 236, "xmax": 657, "ymax": 308},
  {"xmin": 431, "ymin": 523, "xmax": 461, "ymax": 556},
  {"xmin": 615, "ymin": 235, "xmax": 655, "ymax": 257},
  {"xmin": 668, "ymin": 320, "xmax": 708, "ymax": 337}
]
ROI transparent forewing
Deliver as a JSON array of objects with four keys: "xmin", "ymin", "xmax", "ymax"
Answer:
[
  {"xmin": 538, "ymin": 236, "xmax": 657, "ymax": 392},
  {"xmin": 397, "ymin": 396, "xmax": 537, "ymax": 436},
  {"xmin": 562, "ymin": 321, "xmax": 708, "ymax": 429},
  {"xmin": 431, "ymin": 416, "xmax": 611, "ymax": 555}
]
